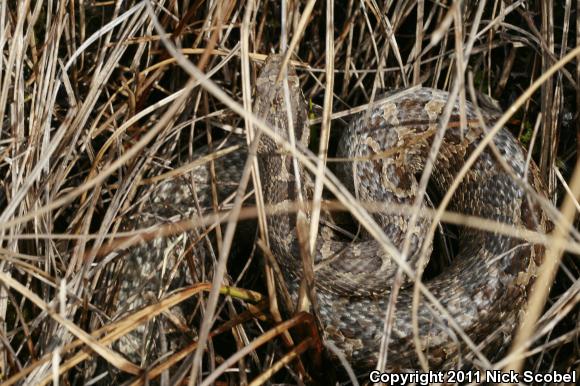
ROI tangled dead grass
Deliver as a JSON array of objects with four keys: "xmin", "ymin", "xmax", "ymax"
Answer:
[{"xmin": 0, "ymin": 0, "xmax": 578, "ymax": 384}]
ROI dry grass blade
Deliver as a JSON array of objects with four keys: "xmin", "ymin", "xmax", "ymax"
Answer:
[
  {"xmin": 199, "ymin": 312, "xmax": 318, "ymax": 386},
  {"xmin": 0, "ymin": 272, "xmax": 140, "ymax": 374},
  {"xmin": 124, "ymin": 304, "xmax": 268, "ymax": 386},
  {"xmin": 504, "ymin": 160, "xmax": 580, "ymax": 372},
  {"xmin": 247, "ymin": 337, "xmax": 314, "ymax": 386}
]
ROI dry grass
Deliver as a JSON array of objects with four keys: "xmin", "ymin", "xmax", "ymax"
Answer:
[{"xmin": 0, "ymin": 0, "xmax": 579, "ymax": 385}]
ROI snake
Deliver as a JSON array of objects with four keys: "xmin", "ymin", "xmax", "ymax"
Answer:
[
  {"xmin": 251, "ymin": 55, "xmax": 548, "ymax": 370},
  {"xmin": 114, "ymin": 54, "xmax": 548, "ymax": 372}
]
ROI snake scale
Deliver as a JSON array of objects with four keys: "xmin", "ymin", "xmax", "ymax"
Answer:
[{"xmin": 117, "ymin": 54, "xmax": 548, "ymax": 372}]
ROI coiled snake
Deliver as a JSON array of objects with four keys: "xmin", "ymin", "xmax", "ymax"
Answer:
[
  {"xmin": 117, "ymin": 54, "xmax": 548, "ymax": 371},
  {"xmin": 251, "ymin": 55, "xmax": 547, "ymax": 370}
]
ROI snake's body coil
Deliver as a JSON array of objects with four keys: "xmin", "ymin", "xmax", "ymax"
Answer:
[
  {"xmin": 117, "ymin": 55, "xmax": 548, "ymax": 371},
  {"xmin": 252, "ymin": 55, "xmax": 548, "ymax": 369}
]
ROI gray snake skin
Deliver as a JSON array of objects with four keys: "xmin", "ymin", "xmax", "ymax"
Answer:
[
  {"xmin": 115, "ymin": 54, "xmax": 548, "ymax": 371},
  {"xmin": 252, "ymin": 55, "xmax": 548, "ymax": 370}
]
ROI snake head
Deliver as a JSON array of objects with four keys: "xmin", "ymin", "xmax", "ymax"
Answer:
[{"xmin": 254, "ymin": 54, "xmax": 309, "ymax": 154}]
